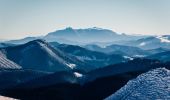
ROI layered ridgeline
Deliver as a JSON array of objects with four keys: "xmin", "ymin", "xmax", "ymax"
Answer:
[
  {"xmin": 0, "ymin": 43, "xmax": 15, "ymax": 48},
  {"xmin": 125, "ymin": 35, "xmax": 170, "ymax": 50},
  {"xmin": 5, "ymin": 27, "xmax": 145, "ymax": 45},
  {"xmin": 105, "ymin": 68, "xmax": 170, "ymax": 100},
  {"xmin": 51, "ymin": 43, "xmax": 127, "ymax": 68},
  {"xmin": 4, "ymin": 28, "xmax": 170, "ymax": 50},
  {"xmin": 0, "ymin": 39, "xmax": 92, "ymax": 72},
  {"xmin": 84, "ymin": 44, "xmax": 149, "ymax": 57},
  {"xmin": 147, "ymin": 51, "xmax": 170, "ymax": 62}
]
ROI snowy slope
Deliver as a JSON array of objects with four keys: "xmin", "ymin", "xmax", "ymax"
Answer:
[
  {"xmin": 105, "ymin": 68, "xmax": 170, "ymax": 100},
  {"xmin": 0, "ymin": 51, "xmax": 21, "ymax": 69},
  {"xmin": 0, "ymin": 96, "xmax": 17, "ymax": 100}
]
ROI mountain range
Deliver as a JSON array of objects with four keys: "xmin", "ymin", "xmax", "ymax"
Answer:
[
  {"xmin": 0, "ymin": 27, "xmax": 170, "ymax": 100},
  {"xmin": 44, "ymin": 27, "xmax": 145, "ymax": 43},
  {"xmin": 5, "ymin": 27, "xmax": 146, "ymax": 45}
]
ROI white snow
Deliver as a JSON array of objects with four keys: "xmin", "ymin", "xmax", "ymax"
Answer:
[
  {"xmin": 105, "ymin": 68, "xmax": 170, "ymax": 100},
  {"xmin": 156, "ymin": 36, "xmax": 170, "ymax": 43},
  {"xmin": 133, "ymin": 55, "xmax": 145, "ymax": 57},
  {"xmin": 38, "ymin": 42, "xmax": 77, "ymax": 69},
  {"xmin": 88, "ymin": 27, "xmax": 104, "ymax": 30},
  {"xmin": 123, "ymin": 56, "xmax": 134, "ymax": 60},
  {"xmin": 74, "ymin": 72, "xmax": 83, "ymax": 77},
  {"xmin": 0, "ymin": 96, "xmax": 18, "ymax": 100},
  {"xmin": 139, "ymin": 42, "xmax": 146, "ymax": 46},
  {"xmin": 76, "ymin": 56, "xmax": 93, "ymax": 61},
  {"xmin": 66, "ymin": 63, "xmax": 76, "ymax": 69},
  {"xmin": 76, "ymin": 56, "xmax": 98, "ymax": 61}
]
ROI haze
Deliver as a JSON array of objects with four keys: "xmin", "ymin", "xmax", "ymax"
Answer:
[{"xmin": 0, "ymin": 0, "xmax": 170, "ymax": 39}]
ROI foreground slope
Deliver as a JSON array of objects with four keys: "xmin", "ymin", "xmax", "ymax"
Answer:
[
  {"xmin": 105, "ymin": 68, "xmax": 170, "ymax": 100},
  {"xmin": 3, "ymin": 59, "xmax": 170, "ymax": 100},
  {"xmin": 0, "ymin": 96, "xmax": 17, "ymax": 100}
]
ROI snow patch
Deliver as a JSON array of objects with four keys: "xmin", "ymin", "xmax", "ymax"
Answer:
[
  {"xmin": 74, "ymin": 72, "xmax": 83, "ymax": 77},
  {"xmin": 66, "ymin": 63, "xmax": 76, "ymax": 69},
  {"xmin": 139, "ymin": 42, "xmax": 146, "ymax": 46},
  {"xmin": 123, "ymin": 56, "xmax": 134, "ymax": 60},
  {"xmin": 133, "ymin": 55, "xmax": 145, "ymax": 57},
  {"xmin": 76, "ymin": 56, "xmax": 95, "ymax": 61}
]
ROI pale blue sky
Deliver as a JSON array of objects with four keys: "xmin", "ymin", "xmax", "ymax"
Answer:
[{"xmin": 0, "ymin": 0, "xmax": 170, "ymax": 39}]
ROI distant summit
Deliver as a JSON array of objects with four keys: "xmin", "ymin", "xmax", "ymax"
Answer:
[
  {"xmin": 45, "ymin": 27, "xmax": 118, "ymax": 43},
  {"xmin": 4, "ymin": 27, "xmax": 146, "ymax": 45},
  {"xmin": 44, "ymin": 27, "xmax": 142, "ymax": 44}
]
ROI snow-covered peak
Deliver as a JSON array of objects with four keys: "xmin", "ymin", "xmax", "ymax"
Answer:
[{"xmin": 105, "ymin": 68, "xmax": 170, "ymax": 100}]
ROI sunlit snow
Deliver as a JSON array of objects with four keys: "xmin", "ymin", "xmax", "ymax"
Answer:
[
  {"xmin": 123, "ymin": 56, "xmax": 134, "ymax": 60},
  {"xmin": 66, "ymin": 63, "xmax": 76, "ymax": 69},
  {"xmin": 139, "ymin": 42, "xmax": 146, "ymax": 46},
  {"xmin": 74, "ymin": 72, "xmax": 83, "ymax": 77},
  {"xmin": 105, "ymin": 68, "xmax": 170, "ymax": 100}
]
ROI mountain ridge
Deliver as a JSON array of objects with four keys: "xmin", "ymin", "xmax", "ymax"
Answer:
[{"xmin": 0, "ymin": 39, "xmax": 92, "ymax": 72}]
